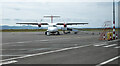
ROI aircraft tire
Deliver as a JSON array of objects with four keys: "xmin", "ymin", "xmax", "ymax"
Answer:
[
  {"xmin": 57, "ymin": 31, "xmax": 60, "ymax": 35},
  {"xmin": 74, "ymin": 32, "xmax": 77, "ymax": 34},
  {"xmin": 67, "ymin": 31, "xmax": 71, "ymax": 34},
  {"xmin": 45, "ymin": 31, "xmax": 47, "ymax": 35},
  {"xmin": 46, "ymin": 31, "xmax": 50, "ymax": 36},
  {"xmin": 63, "ymin": 31, "xmax": 67, "ymax": 34}
]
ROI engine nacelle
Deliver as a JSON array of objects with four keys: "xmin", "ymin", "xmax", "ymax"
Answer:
[
  {"xmin": 38, "ymin": 24, "xmax": 41, "ymax": 27},
  {"xmin": 64, "ymin": 24, "xmax": 67, "ymax": 27}
]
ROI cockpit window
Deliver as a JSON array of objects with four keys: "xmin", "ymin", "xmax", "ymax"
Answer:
[
  {"xmin": 49, "ymin": 25, "xmax": 57, "ymax": 27},
  {"xmin": 53, "ymin": 25, "xmax": 57, "ymax": 27}
]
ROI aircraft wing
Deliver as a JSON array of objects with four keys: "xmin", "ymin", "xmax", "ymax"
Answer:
[
  {"xmin": 16, "ymin": 22, "xmax": 48, "ymax": 25},
  {"xmin": 16, "ymin": 23, "xmax": 38, "ymax": 25},
  {"xmin": 57, "ymin": 22, "xmax": 88, "ymax": 25}
]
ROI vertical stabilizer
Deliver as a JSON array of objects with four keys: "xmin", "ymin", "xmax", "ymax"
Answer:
[{"xmin": 44, "ymin": 15, "xmax": 60, "ymax": 23}]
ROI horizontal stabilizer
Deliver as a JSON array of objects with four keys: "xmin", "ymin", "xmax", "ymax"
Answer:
[
  {"xmin": 44, "ymin": 15, "xmax": 60, "ymax": 18},
  {"xmin": 57, "ymin": 22, "xmax": 88, "ymax": 25}
]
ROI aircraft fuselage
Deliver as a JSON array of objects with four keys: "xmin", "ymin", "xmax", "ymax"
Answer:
[
  {"xmin": 45, "ymin": 23, "xmax": 59, "ymax": 36},
  {"xmin": 47, "ymin": 26, "xmax": 58, "ymax": 32}
]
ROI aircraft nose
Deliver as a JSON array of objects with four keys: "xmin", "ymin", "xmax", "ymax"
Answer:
[
  {"xmin": 49, "ymin": 28, "xmax": 55, "ymax": 32},
  {"xmin": 48, "ymin": 28, "xmax": 56, "ymax": 32},
  {"xmin": 50, "ymin": 29, "xmax": 54, "ymax": 31}
]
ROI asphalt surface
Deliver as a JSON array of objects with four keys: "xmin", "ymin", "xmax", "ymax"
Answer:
[{"xmin": 1, "ymin": 31, "xmax": 120, "ymax": 66}]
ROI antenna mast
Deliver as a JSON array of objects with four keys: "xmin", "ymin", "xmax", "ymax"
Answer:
[{"xmin": 113, "ymin": 0, "xmax": 116, "ymax": 40}]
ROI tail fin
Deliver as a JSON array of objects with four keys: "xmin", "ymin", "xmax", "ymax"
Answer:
[{"xmin": 44, "ymin": 15, "xmax": 60, "ymax": 23}]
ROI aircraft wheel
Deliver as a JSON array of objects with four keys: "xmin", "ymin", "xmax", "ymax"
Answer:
[
  {"xmin": 67, "ymin": 31, "xmax": 71, "ymax": 34},
  {"xmin": 63, "ymin": 31, "xmax": 67, "ymax": 34},
  {"xmin": 46, "ymin": 31, "xmax": 50, "ymax": 36},
  {"xmin": 57, "ymin": 31, "xmax": 60, "ymax": 35},
  {"xmin": 45, "ymin": 31, "xmax": 47, "ymax": 35},
  {"xmin": 74, "ymin": 32, "xmax": 77, "ymax": 34}
]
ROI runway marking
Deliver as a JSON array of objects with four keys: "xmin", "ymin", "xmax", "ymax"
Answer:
[
  {"xmin": 0, "ymin": 44, "xmax": 91, "ymax": 62},
  {"xmin": 4, "ymin": 38, "xmax": 66, "ymax": 45},
  {"xmin": 16, "ymin": 42, "xmax": 25, "ymax": 43},
  {"xmin": 2, "ymin": 43, "xmax": 10, "ymax": 45},
  {"xmin": 2, "ymin": 36, "xmax": 102, "ymax": 45},
  {"xmin": 0, "ymin": 60, "xmax": 18, "ymax": 65},
  {"xmin": 114, "ymin": 46, "xmax": 120, "ymax": 49},
  {"xmin": 96, "ymin": 55, "xmax": 120, "ymax": 66},
  {"xmin": 103, "ymin": 44, "xmax": 117, "ymax": 48},
  {"xmin": 2, "ymin": 40, "xmax": 49, "ymax": 45},
  {"xmin": 1, "ymin": 48, "xmax": 54, "ymax": 51},
  {"xmin": 8, "ymin": 45, "xmax": 23, "ymax": 46},
  {"xmin": 0, "ymin": 55, "xmax": 24, "ymax": 56},
  {"xmin": 40, "ymin": 40, "xmax": 48, "ymax": 41},
  {"xmin": 1, "ymin": 49, "xmax": 28, "ymax": 51},
  {"xmin": 93, "ymin": 44, "xmax": 107, "ymax": 47}
]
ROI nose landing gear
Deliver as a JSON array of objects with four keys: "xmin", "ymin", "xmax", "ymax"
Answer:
[
  {"xmin": 45, "ymin": 31, "xmax": 50, "ymax": 36},
  {"xmin": 74, "ymin": 32, "xmax": 77, "ymax": 34},
  {"xmin": 45, "ymin": 31, "xmax": 60, "ymax": 36}
]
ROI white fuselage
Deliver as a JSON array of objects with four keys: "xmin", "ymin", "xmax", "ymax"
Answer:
[{"xmin": 47, "ymin": 23, "xmax": 58, "ymax": 32}]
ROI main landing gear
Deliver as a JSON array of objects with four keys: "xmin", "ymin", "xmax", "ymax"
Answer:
[
  {"xmin": 45, "ymin": 31, "xmax": 60, "ymax": 36},
  {"xmin": 63, "ymin": 30, "xmax": 71, "ymax": 34},
  {"xmin": 57, "ymin": 31, "xmax": 60, "ymax": 35},
  {"xmin": 74, "ymin": 32, "xmax": 78, "ymax": 34},
  {"xmin": 63, "ymin": 31, "xmax": 77, "ymax": 34}
]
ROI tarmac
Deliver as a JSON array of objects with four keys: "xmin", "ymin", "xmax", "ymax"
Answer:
[{"xmin": 1, "ymin": 31, "xmax": 120, "ymax": 65}]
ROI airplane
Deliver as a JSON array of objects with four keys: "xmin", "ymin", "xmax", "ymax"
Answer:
[{"xmin": 16, "ymin": 15, "xmax": 88, "ymax": 36}]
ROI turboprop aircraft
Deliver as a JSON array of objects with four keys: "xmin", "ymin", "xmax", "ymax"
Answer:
[{"xmin": 16, "ymin": 15, "xmax": 88, "ymax": 36}]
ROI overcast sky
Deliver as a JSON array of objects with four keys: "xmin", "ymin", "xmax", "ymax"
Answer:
[{"xmin": 0, "ymin": 0, "xmax": 120, "ymax": 28}]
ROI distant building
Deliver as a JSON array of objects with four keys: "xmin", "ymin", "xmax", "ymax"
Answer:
[{"xmin": 118, "ymin": 1, "xmax": 120, "ymax": 39}]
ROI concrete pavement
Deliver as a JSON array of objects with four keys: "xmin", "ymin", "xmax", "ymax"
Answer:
[{"xmin": 1, "ymin": 31, "xmax": 119, "ymax": 66}]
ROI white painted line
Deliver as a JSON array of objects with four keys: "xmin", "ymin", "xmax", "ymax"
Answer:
[
  {"xmin": 3, "ymin": 42, "xmax": 24, "ymax": 45},
  {"xmin": 2, "ymin": 43, "xmax": 10, "ymax": 45},
  {"xmin": 40, "ymin": 40, "xmax": 48, "ymax": 41},
  {"xmin": 16, "ymin": 42, "xmax": 25, "ymax": 43},
  {"xmin": 0, "ymin": 60, "xmax": 18, "ymax": 65},
  {"xmin": 10, "ymin": 45, "xmax": 23, "ymax": 46},
  {"xmin": 1, "ymin": 49, "xmax": 27, "ymax": 50},
  {"xmin": 94, "ymin": 44, "xmax": 107, "ymax": 47},
  {"xmin": 103, "ymin": 44, "xmax": 117, "ymax": 48},
  {"xmin": 0, "ymin": 55, "xmax": 24, "ymax": 56},
  {"xmin": 0, "ymin": 44, "xmax": 91, "ymax": 62},
  {"xmin": 1, "ymin": 48, "xmax": 52, "ymax": 51},
  {"xmin": 2, "ymin": 40, "xmax": 49, "ymax": 45},
  {"xmin": 96, "ymin": 56, "xmax": 120, "ymax": 66},
  {"xmin": 114, "ymin": 46, "xmax": 120, "ymax": 49}
]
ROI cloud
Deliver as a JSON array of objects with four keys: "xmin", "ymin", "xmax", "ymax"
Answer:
[{"xmin": 1, "ymin": 2, "xmax": 118, "ymax": 28}]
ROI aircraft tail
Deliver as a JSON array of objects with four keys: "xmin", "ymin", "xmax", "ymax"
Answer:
[{"xmin": 44, "ymin": 15, "xmax": 60, "ymax": 23}]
